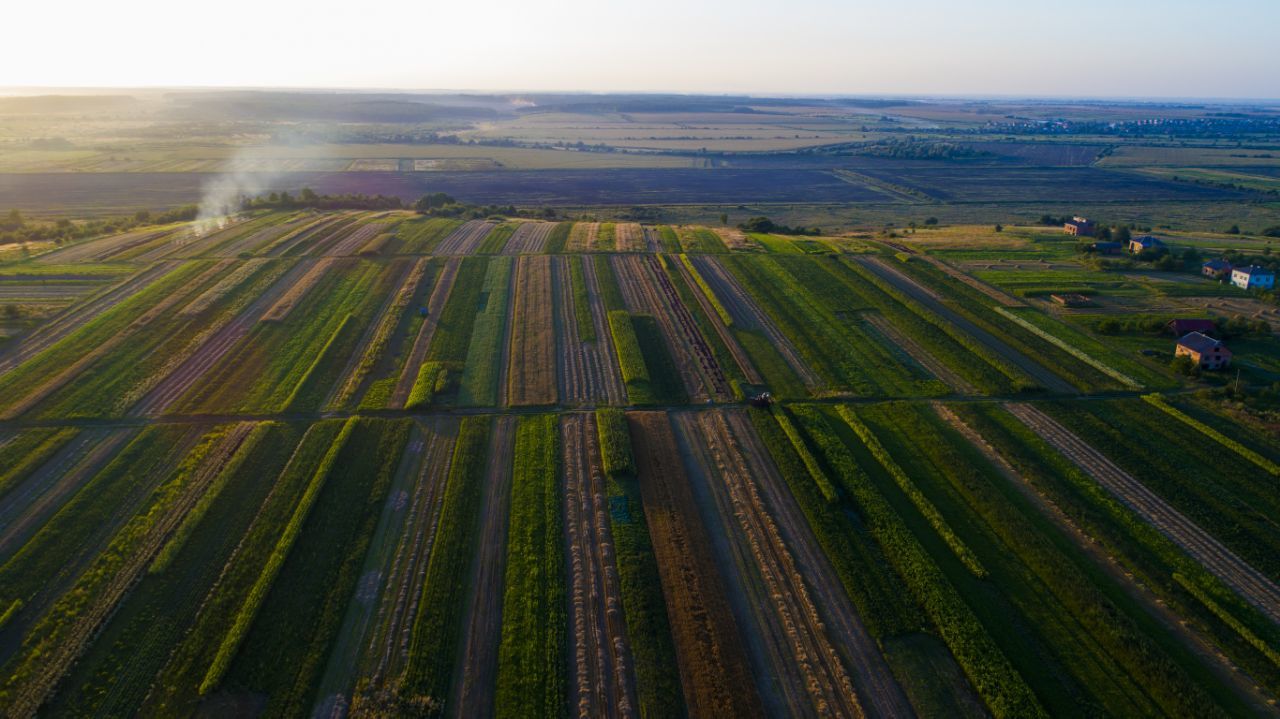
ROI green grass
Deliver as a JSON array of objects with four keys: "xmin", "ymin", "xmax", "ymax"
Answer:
[
  {"xmin": 426, "ymin": 256, "xmax": 490, "ymax": 366},
  {"xmin": 477, "ymin": 223, "xmax": 518, "ymax": 254},
  {"xmin": 568, "ymin": 256, "xmax": 595, "ymax": 342},
  {"xmin": 656, "ymin": 226, "xmax": 681, "ymax": 253},
  {"xmin": 220, "ymin": 418, "xmax": 409, "ymax": 716},
  {"xmin": 199, "ymin": 419, "xmax": 360, "ymax": 695},
  {"xmin": 607, "ymin": 310, "xmax": 649, "ymax": 390},
  {"xmin": 52, "ymin": 422, "xmax": 302, "ymax": 717},
  {"xmin": 143, "ymin": 421, "xmax": 344, "ymax": 715},
  {"xmin": 457, "ymin": 256, "xmax": 514, "ymax": 406},
  {"xmin": 496, "ymin": 415, "xmax": 566, "ymax": 719},
  {"xmin": 592, "ymin": 255, "xmax": 626, "ymax": 312},
  {"xmin": 632, "ymin": 314, "xmax": 688, "ymax": 405},
  {"xmin": 544, "ymin": 221, "xmax": 572, "ymax": 254},
  {"xmin": 0, "ymin": 428, "xmax": 77, "ymax": 502},
  {"xmin": 396, "ymin": 217, "xmax": 463, "ymax": 254}
]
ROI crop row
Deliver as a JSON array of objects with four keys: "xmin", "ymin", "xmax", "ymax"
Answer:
[
  {"xmin": 217, "ymin": 418, "xmax": 409, "ymax": 716},
  {"xmin": 785, "ymin": 406, "xmax": 1045, "ymax": 718},
  {"xmin": 331, "ymin": 258, "xmax": 430, "ymax": 409},
  {"xmin": 601, "ymin": 414, "xmax": 683, "ymax": 718},
  {"xmin": 1141, "ymin": 394, "xmax": 1280, "ymax": 475},
  {"xmin": 406, "ymin": 361, "xmax": 449, "ymax": 410},
  {"xmin": 836, "ymin": 406, "xmax": 987, "ymax": 577},
  {"xmin": 141, "ymin": 420, "xmax": 343, "ymax": 714},
  {"xmin": 404, "ymin": 416, "xmax": 491, "ymax": 708},
  {"xmin": 679, "ymin": 254, "xmax": 733, "ymax": 326},
  {"xmin": 458, "ymin": 256, "xmax": 514, "ymax": 406},
  {"xmin": 568, "ymin": 256, "xmax": 595, "ymax": 342},
  {"xmin": 0, "ymin": 428, "xmax": 76, "ymax": 503},
  {"xmin": 607, "ymin": 310, "xmax": 649, "ymax": 390},
  {"xmin": 496, "ymin": 415, "xmax": 566, "ymax": 719},
  {"xmin": 948, "ymin": 403, "xmax": 1280, "ymax": 701}
]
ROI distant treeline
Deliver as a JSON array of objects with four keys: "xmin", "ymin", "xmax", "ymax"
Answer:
[
  {"xmin": 738, "ymin": 216, "xmax": 821, "ymax": 236},
  {"xmin": 856, "ymin": 140, "xmax": 994, "ymax": 160},
  {"xmin": 0, "ymin": 206, "xmax": 198, "ymax": 247},
  {"xmin": 244, "ymin": 189, "xmax": 405, "ymax": 211}
]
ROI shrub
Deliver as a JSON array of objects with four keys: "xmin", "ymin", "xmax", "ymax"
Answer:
[{"xmin": 596, "ymin": 408, "xmax": 636, "ymax": 477}]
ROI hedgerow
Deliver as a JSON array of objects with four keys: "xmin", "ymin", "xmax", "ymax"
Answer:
[{"xmin": 595, "ymin": 408, "xmax": 635, "ymax": 477}]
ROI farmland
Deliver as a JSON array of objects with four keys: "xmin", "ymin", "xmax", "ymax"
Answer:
[{"xmin": 0, "ymin": 203, "xmax": 1278, "ymax": 719}]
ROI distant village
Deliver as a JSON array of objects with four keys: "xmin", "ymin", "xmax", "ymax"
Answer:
[{"xmin": 1063, "ymin": 216, "xmax": 1275, "ymax": 373}]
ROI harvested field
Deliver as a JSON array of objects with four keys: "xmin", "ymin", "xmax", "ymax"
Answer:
[
  {"xmin": 566, "ymin": 222, "xmax": 599, "ymax": 253},
  {"xmin": 260, "ymin": 258, "xmax": 336, "ymax": 322},
  {"xmin": 390, "ymin": 258, "xmax": 462, "ymax": 408},
  {"xmin": 508, "ymin": 256, "xmax": 558, "ymax": 406},
  {"xmin": 610, "ymin": 255, "xmax": 731, "ymax": 402},
  {"xmin": 501, "ymin": 221, "xmax": 556, "ymax": 254},
  {"xmin": 555, "ymin": 257, "xmax": 625, "ymax": 405},
  {"xmin": 210, "ymin": 214, "xmax": 313, "ymax": 258},
  {"xmin": 628, "ymin": 411, "xmax": 765, "ymax": 719},
  {"xmin": 451, "ymin": 416, "xmax": 516, "ymax": 717},
  {"xmin": 262, "ymin": 215, "xmax": 354, "ymax": 257},
  {"xmin": 35, "ymin": 227, "xmax": 177, "ymax": 265},
  {"xmin": 562, "ymin": 413, "xmax": 638, "ymax": 719},
  {"xmin": 179, "ymin": 258, "xmax": 271, "ymax": 316},
  {"xmin": 1006, "ymin": 403, "xmax": 1280, "ymax": 625},
  {"xmin": 435, "ymin": 220, "xmax": 498, "ymax": 255},
  {"xmin": 640, "ymin": 227, "xmax": 664, "ymax": 252},
  {"xmin": 673, "ymin": 410, "xmax": 872, "ymax": 719},
  {"xmin": 613, "ymin": 223, "xmax": 645, "ymax": 252},
  {"xmin": 863, "ymin": 313, "xmax": 974, "ymax": 393}
]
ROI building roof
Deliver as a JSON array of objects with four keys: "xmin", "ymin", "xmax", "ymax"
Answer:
[
  {"xmin": 1235, "ymin": 265, "xmax": 1275, "ymax": 277},
  {"xmin": 1167, "ymin": 319, "xmax": 1216, "ymax": 335},
  {"xmin": 1131, "ymin": 235, "xmax": 1165, "ymax": 247},
  {"xmin": 1091, "ymin": 241, "xmax": 1122, "ymax": 249},
  {"xmin": 1177, "ymin": 331, "xmax": 1226, "ymax": 354},
  {"xmin": 1202, "ymin": 259, "xmax": 1231, "ymax": 271}
]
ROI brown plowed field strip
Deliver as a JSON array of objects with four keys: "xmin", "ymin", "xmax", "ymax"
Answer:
[
  {"xmin": 563, "ymin": 413, "xmax": 639, "ymax": 719},
  {"xmin": 361, "ymin": 418, "xmax": 459, "ymax": 687},
  {"xmin": 0, "ymin": 261, "xmax": 180, "ymax": 376},
  {"xmin": 581, "ymin": 260, "xmax": 626, "ymax": 404},
  {"xmin": 1006, "ymin": 403, "xmax": 1280, "ymax": 625},
  {"xmin": 451, "ymin": 415, "xmax": 516, "ymax": 718},
  {"xmin": 130, "ymin": 259, "xmax": 315, "ymax": 416},
  {"xmin": 673, "ymin": 410, "xmax": 871, "ymax": 719},
  {"xmin": 614, "ymin": 223, "xmax": 644, "ymax": 252},
  {"xmin": 508, "ymin": 256, "xmax": 558, "ymax": 406},
  {"xmin": 628, "ymin": 411, "xmax": 765, "ymax": 719},
  {"xmin": 501, "ymin": 221, "xmax": 555, "ymax": 255},
  {"xmin": 390, "ymin": 259, "xmax": 461, "ymax": 408},
  {"xmin": 435, "ymin": 220, "xmax": 497, "ymax": 255},
  {"xmin": 693, "ymin": 256, "xmax": 821, "ymax": 389},
  {"xmin": 857, "ymin": 256, "xmax": 1075, "ymax": 393},
  {"xmin": 36, "ymin": 227, "xmax": 173, "ymax": 265},
  {"xmin": 5, "ymin": 422, "xmax": 257, "ymax": 717},
  {"xmin": 712, "ymin": 227, "xmax": 761, "ymax": 252},
  {"xmin": 610, "ymin": 255, "xmax": 730, "ymax": 402}
]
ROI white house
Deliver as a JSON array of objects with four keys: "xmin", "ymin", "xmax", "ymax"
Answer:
[{"xmin": 1230, "ymin": 265, "xmax": 1276, "ymax": 290}]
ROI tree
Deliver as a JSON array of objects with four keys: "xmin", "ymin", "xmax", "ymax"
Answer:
[
  {"xmin": 719, "ymin": 213, "xmax": 728, "ymax": 226},
  {"xmin": 1170, "ymin": 354, "xmax": 1199, "ymax": 377},
  {"xmin": 924, "ymin": 217, "xmax": 938, "ymax": 226},
  {"xmin": 1262, "ymin": 226, "xmax": 1280, "ymax": 238},
  {"xmin": 300, "ymin": 187, "xmax": 318, "ymax": 203},
  {"xmin": 134, "ymin": 209, "xmax": 151, "ymax": 224},
  {"xmin": 0, "ymin": 209, "xmax": 23, "ymax": 232},
  {"xmin": 993, "ymin": 224, "xmax": 1003, "ymax": 233},
  {"xmin": 1226, "ymin": 224, "xmax": 1240, "ymax": 235},
  {"xmin": 3, "ymin": 304, "xmax": 19, "ymax": 319},
  {"xmin": 1113, "ymin": 225, "xmax": 1132, "ymax": 243}
]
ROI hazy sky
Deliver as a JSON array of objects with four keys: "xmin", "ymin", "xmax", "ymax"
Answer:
[{"xmin": 5, "ymin": 0, "xmax": 1277, "ymax": 98}]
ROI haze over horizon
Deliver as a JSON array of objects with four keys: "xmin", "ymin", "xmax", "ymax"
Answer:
[{"xmin": 6, "ymin": 0, "xmax": 1277, "ymax": 99}]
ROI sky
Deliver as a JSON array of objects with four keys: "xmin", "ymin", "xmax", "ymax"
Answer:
[{"xmin": 4, "ymin": 0, "xmax": 1277, "ymax": 99}]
